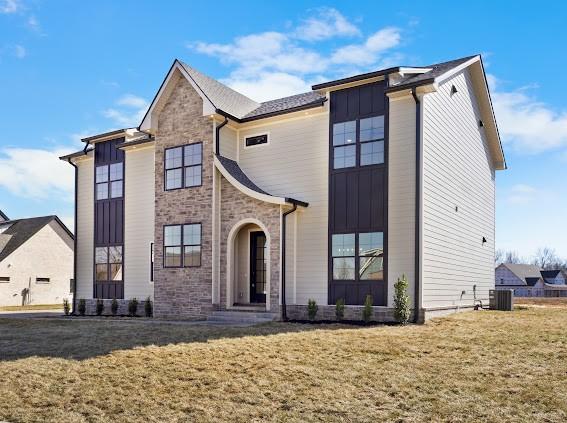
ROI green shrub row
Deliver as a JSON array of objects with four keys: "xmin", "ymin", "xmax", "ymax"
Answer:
[{"xmin": 69, "ymin": 296, "xmax": 153, "ymax": 317}]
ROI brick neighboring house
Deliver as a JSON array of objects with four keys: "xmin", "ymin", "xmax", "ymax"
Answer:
[
  {"xmin": 0, "ymin": 212, "xmax": 74, "ymax": 306},
  {"xmin": 495, "ymin": 263, "xmax": 567, "ymax": 297},
  {"xmin": 61, "ymin": 54, "xmax": 506, "ymax": 322}
]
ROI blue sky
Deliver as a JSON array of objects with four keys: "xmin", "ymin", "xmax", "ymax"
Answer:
[{"xmin": 1, "ymin": 0, "xmax": 566, "ymax": 260}]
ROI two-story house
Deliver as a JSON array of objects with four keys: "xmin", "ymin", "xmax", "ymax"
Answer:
[{"xmin": 60, "ymin": 54, "xmax": 506, "ymax": 322}]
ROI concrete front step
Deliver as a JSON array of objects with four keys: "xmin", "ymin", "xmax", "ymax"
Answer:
[{"xmin": 207, "ymin": 310, "xmax": 279, "ymax": 324}]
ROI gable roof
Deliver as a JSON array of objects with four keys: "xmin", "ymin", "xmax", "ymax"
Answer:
[
  {"xmin": 525, "ymin": 277, "xmax": 542, "ymax": 287},
  {"xmin": 0, "ymin": 210, "xmax": 8, "ymax": 222},
  {"xmin": 541, "ymin": 270, "xmax": 563, "ymax": 279},
  {"xmin": 499, "ymin": 263, "xmax": 542, "ymax": 284},
  {"xmin": 0, "ymin": 216, "xmax": 73, "ymax": 263}
]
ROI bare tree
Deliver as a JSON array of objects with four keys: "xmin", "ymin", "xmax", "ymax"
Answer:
[
  {"xmin": 504, "ymin": 250, "xmax": 521, "ymax": 264},
  {"xmin": 495, "ymin": 249, "xmax": 504, "ymax": 265},
  {"xmin": 533, "ymin": 247, "xmax": 561, "ymax": 270}
]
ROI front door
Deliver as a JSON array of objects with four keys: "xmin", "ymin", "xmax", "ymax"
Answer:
[{"xmin": 250, "ymin": 231, "xmax": 267, "ymax": 303}]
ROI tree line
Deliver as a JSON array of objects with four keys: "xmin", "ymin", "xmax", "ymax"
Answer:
[{"xmin": 495, "ymin": 247, "xmax": 567, "ymax": 271}]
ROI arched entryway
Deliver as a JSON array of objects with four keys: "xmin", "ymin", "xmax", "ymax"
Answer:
[{"xmin": 226, "ymin": 219, "xmax": 271, "ymax": 310}]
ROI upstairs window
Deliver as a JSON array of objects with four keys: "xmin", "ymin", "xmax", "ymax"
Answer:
[
  {"xmin": 332, "ymin": 115, "xmax": 385, "ymax": 169},
  {"xmin": 359, "ymin": 116, "xmax": 384, "ymax": 166},
  {"xmin": 163, "ymin": 223, "xmax": 202, "ymax": 268},
  {"xmin": 165, "ymin": 143, "xmax": 202, "ymax": 190},
  {"xmin": 36, "ymin": 277, "xmax": 51, "ymax": 284},
  {"xmin": 245, "ymin": 134, "xmax": 268, "ymax": 147},
  {"xmin": 0, "ymin": 276, "xmax": 10, "ymax": 283},
  {"xmin": 96, "ymin": 163, "xmax": 123, "ymax": 200},
  {"xmin": 332, "ymin": 121, "xmax": 356, "ymax": 169}
]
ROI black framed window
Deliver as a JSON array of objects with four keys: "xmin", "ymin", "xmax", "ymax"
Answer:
[
  {"xmin": 0, "ymin": 276, "xmax": 9, "ymax": 282},
  {"xmin": 96, "ymin": 163, "xmax": 123, "ymax": 200},
  {"xmin": 359, "ymin": 116, "xmax": 384, "ymax": 166},
  {"xmin": 150, "ymin": 242, "xmax": 154, "ymax": 282},
  {"xmin": 163, "ymin": 224, "xmax": 202, "ymax": 268},
  {"xmin": 331, "ymin": 232, "xmax": 383, "ymax": 281},
  {"xmin": 332, "ymin": 121, "xmax": 356, "ymax": 169},
  {"xmin": 165, "ymin": 143, "xmax": 202, "ymax": 190},
  {"xmin": 36, "ymin": 277, "xmax": 50, "ymax": 283},
  {"xmin": 245, "ymin": 134, "xmax": 268, "ymax": 147},
  {"xmin": 95, "ymin": 246, "xmax": 123, "ymax": 282}
]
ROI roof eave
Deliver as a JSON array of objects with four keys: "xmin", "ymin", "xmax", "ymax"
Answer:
[{"xmin": 215, "ymin": 98, "xmax": 327, "ymax": 124}]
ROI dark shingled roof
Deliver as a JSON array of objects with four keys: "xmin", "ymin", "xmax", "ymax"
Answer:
[
  {"xmin": 525, "ymin": 277, "xmax": 542, "ymax": 287},
  {"xmin": 216, "ymin": 155, "xmax": 270, "ymax": 196},
  {"xmin": 0, "ymin": 216, "xmax": 73, "ymax": 263},
  {"xmin": 243, "ymin": 92, "xmax": 326, "ymax": 119},
  {"xmin": 541, "ymin": 270, "xmax": 562, "ymax": 279},
  {"xmin": 0, "ymin": 210, "xmax": 8, "ymax": 222}
]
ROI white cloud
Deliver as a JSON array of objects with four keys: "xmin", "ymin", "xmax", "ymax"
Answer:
[
  {"xmin": 0, "ymin": 0, "xmax": 19, "ymax": 14},
  {"xmin": 331, "ymin": 27, "xmax": 401, "ymax": 65},
  {"xmin": 26, "ymin": 15, "xmax": 43, "ymax": 34},
  {"xmin": 103, "ymin": 94, "xmax": 148, "ymax": 128},
  {"xmin": 0, "ymin": 146, "xmax": 75, "ymax": 201},
  {"xmin": 225, "ymin": 72, "xmax": 313, "ymax": 103},
  {"xmin": 14, "ymin": 44, "xmax": 25, "ymax": 58},
  {"xmin": 489, "ymin": 74, "xmax": 567, "ymax": 154},
  {"xmin": 294, "ymin": 8, "xmax": 360, "ymax": 41},
  {"xmin": 507, "ymin": 184, "xmax": 537, "ymax": 205}
]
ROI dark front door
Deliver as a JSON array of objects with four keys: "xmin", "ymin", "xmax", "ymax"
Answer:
[{"xmin": 250, "ymin": 231, "xmax": 267, "ymax": 303}]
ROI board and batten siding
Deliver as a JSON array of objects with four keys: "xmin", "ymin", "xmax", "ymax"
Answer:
[
  {"xmin": 237, "ymin": 111, "xmax": 329, "ymax": 304},
  {"xmin": 75, "ymin": 156, "xmax": 94, "ymax": 299},
  {"xmin": 124, "ymin": 146, "xmax": 155, "ymax": 299},
  {"xmin": 421, "ymin": 69, "xmax": 496, "ymax": 308},
  {"xmin": 387, "ymin": 95, "xmax": 416, "ymax": 308}
]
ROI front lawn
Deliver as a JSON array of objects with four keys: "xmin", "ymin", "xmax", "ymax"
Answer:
[{"xmin": 0, "ymin": 306, "xmax": 566, "ymax": 422}]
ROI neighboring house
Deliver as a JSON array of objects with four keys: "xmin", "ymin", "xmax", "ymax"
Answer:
[
  {"xmin": 60, "ymin": 54, "xmax": 506, "ymax": 322},
  {"xmin": 0, "ymin": 213, "xmax": 74, "ymax": 306},
  {"xmin": 495, "ymin": 263, "xmax": 567, "ymax": 297}
]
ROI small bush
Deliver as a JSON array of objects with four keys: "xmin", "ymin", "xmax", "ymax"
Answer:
[
  {"xmin": 128, "ymin": 298, "xmax": 139, "ymax": 317},
  {"xmin": 78, "ymin": 298, "xmax": 86, "ymax": 316},
  {"xmin": 394, "ymin": 274, "xmax": 411, "ymax": 325},
  {"xmin": 362, "ymin": 295, "xmax": 373, "ymax": 323},
  {"xmin": 144, "ymin": 296, "xmax": 153, "ymax": 317},
  {"xmin": 63, "ymin": 299, "xmax": 70, "ymax": 316},
  {"xmin": 335, "ymin": 298, "xmax": 345, "ymax": 321},
  {"xmin": 307, "ymin": 299, "xmax": 318, "ymax": 321},
  {"xmin": 111, "ymin": 298, "xmax": 119, "ymax": 316},
  {"xmin": 95, "ymin": 298, "xmax": 104, "ymax": 316}
]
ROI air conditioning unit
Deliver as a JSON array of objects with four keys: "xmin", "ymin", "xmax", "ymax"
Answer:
[{"xmin": 489, "ymin": 289, "xmax": 514, "ymax": 311}]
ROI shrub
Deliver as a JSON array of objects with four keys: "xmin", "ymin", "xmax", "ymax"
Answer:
[
  {"xmin": 111, "ymin": 298, "xmax": 119, "ymax": 316},
  {"xmin": 63, "ymin": 299, "xmax": 70, "ymax": 316},
  {"xmin": 362, "ymin": 295, "xmax": 373, "ymax": 323},
  {"xmin": 335, "ymin": 298, "xmax": 345, "ymax": 321},
  {"xmin": 307, "ymin": 299, "xmax": 318, "ymax": 321},
  {"xmin": 394, "ymin": 274, "xmax": 411, "ymax": 325},
  {"xmin": 96, "ymin": 298, "xmax": 104, "ymax": 316},
  {"xmin": 144, "ymin": 296, "xmax": 153, "ymax": 317},
  {"xmin": 78, "ymin": 298, "xmax": 86, "ymax": 316},
  {"xmin": 128, "ymin": 298, "xmax": 139, "ymax": 317}
]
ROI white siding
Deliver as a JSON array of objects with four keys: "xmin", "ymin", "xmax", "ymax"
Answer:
[
  {"xmin": 238, "ymin": 112, "xmax": 329, "ymax": 304},
  {"xmin": 219, "ymin": 125, "xmax": 237, "ymax": 160},
  {"xmin": 421, "ymin": 69, "xmax": 496, "ymax": 308},
  {"xmin": 124, "ymin": 146, "xmax": 155, "ymax": 300},
  {"xmin": 495, "ymin": 264, "xmax": 524, "ymax": 286},
  {"xmin": 75, "ymin": 157, "xmax": 94, "ymax": 299},
  {"xmin": 387, "ymin": 95, "xmax": 416, "ymax": 307},
  {"xmin": 0, "ymin": 221, "xmax": 73, "ymax": 306}
]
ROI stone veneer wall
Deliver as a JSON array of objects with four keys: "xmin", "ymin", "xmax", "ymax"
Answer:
[
  {"xmin": 153, "ymin": 76, "xmax": 214, "ymax": 320},
  {"xmin": 285, "ymin": 305, "xmax": 396, "ymax": 322},
  {"xmin": 219, "ymin": 176, "xmax": 282, "ymax": 312}
]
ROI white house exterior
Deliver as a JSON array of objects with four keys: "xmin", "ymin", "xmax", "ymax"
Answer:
[
  {"xmin": 495, "ymin": 263, "xmax": 567, "ymax": 297},
  {"xmin": 61, "ymin": 54, "xmax": 506, "ymax": 322},
  {"xmin": 0, "ymin": 214, "xmax": 74, "ymax": 306}
]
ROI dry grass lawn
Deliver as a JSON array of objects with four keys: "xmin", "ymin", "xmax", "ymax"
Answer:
[
  {"xmin": 1, "ymin": 306, "xmax": 566, "ymax": 422},
  {"xmin": 0, "ymin": 304, "xmax": 62, "ymax": 312}
]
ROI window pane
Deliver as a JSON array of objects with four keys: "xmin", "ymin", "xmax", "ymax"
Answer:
[
  {"xmin": 96, "ymin": 165, "xmax": 108, "ymax": 183},
  {"xmin": 183, "ymin": 224, "xmax": 201, "ymax": 245},
  {"xmin": 95, "ymin": 247, "xmax": 108, "ymax": 264},
  {"xmin": 245, "ymin": 134, "xmax": 268, "ymax": 147},
  {"xmin": 165, "ymin": 168, "xmax": 182, "ymax": 190},
  {"xmin": 165, "ymin": 147, "xmax": 183, "ymax": 169},
  {"xmin": 96, "ymin": 183, "xmax": 108, "ymax": 200},
  {"xmin": 164, "ymin": 246, "xmax": 181, "ymax": 267},
  {"xmin": 332, "ymin": 121, "xmax": 356, "ymax": 146},
  {"xmin": 360, "ymin": 256, "xmax": 383, "ymax": 280},
  {"xmin": 333, "ymin": 145, "xmax": 356, "ymax": 169},
  {"xmin": 184, "ymin": 143, "xmax": 202, "ymax": 166},
  {"xmin": 360, "ymin": 116, "xmax": 384, "ymax": 142},
  {"xmin": 109, "ymin": 163, "xmax": 123, "ymax": 181},
  {"xmin": 185, "ymin": 165, "xmax": 202, "ymax": 187},
  {"xmin": 95, "ymin": 263, "xmax": 108, "ymax": 281},
  {"xmin": 109, "ymin": 246, "xmax": 123, "ymax": 263},
  {"xmin": 184, "ymin": 246, "xmax": 201, "ymax": 267},
  {"xmin": 333, "ymin": 257, "xmax": 355, "ymax": 280},
  {"xmin": 110, "ymin": 181, "xmax": 123, "ymax": 198},
  {"xmin": 332, "ymin": 234, "xmax": 355, "ymax": 257},
  {"xmin": 359, "ymin": 232, "xmax": 383, "ymax": 256},
  {"xmin": 360, "ymin": 140, "xmax": 384, "ymax": 166},
  {"xmin": 164, "ymin": 225, "xmax": 181, "ymax": 247}
]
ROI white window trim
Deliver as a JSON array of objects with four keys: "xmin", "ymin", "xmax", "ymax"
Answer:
[{"xmin": 243, "ymin": 132, "xmax": 270, "ymax": 149}]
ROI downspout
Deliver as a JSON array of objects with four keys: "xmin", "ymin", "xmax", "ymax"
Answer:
[
  {"xmin": 281, "ymin": 202, "xmax": 298, "ymax": 321},
  {"xmin": 66, "ymin": 157, "xmax": 79, "ymax": 315},
  {"xmin": 215, "ymin": 117, "xmax": 229, "ymax": 156},
  {"xmin": 411, "ymin": 88, "xmax": 421, "ymax": 323}
]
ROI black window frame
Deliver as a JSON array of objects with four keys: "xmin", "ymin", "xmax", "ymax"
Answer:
[
  {"xmin": 359, "ymin": 115, "xmax": 385, "ymax": 167},
  {"xmin": 95, "ymin": 245, "xmax": 124, "ymax": 283},
  {"xmin": 95, "ymin": 163, "xmax": 123, "ymax": 200},
  {"xmin": 0, "ymin": 276, "xmax": 10, "ymax": 282},
  {"xmin": 150, "ymin": 242, "xmax": 154, "ymax": 282},
  {"xmin": 164, "ymin": 142, "xmax": 203, "ymax": 191},
  {"xmin": 35, "ymin": 277, "xmax": 51, "ymax": 284},
  {"xmin": 245, "ymin": 133, "xmax": 268, "ymax": 148},
  {"xmin": 331, "ymin": 231, "xmax": 384, "ymax": 283},
  {"xmin": 163, "ymin": 223, "xmax": 202, "ymax": 268}
]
